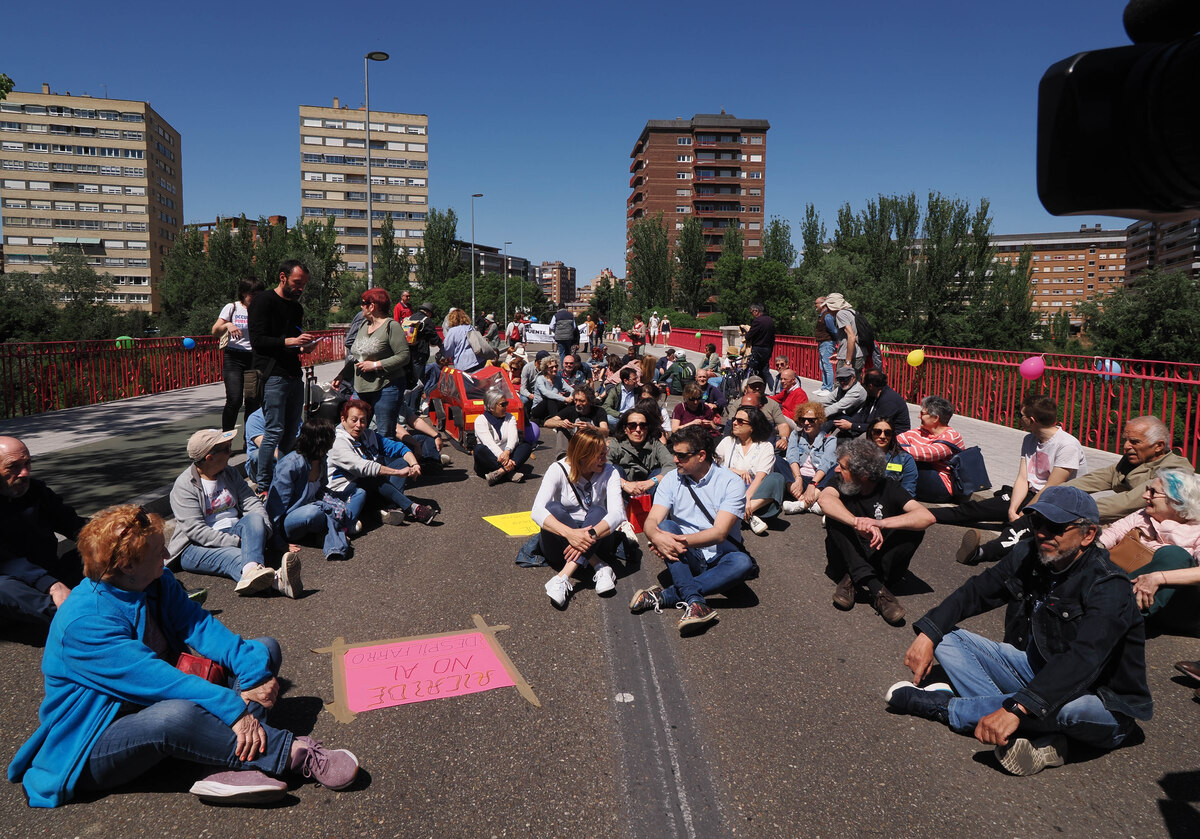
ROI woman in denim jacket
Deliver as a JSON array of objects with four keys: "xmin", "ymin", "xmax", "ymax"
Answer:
[{"xmin": 783, "ymin": 401, "xmax": 838, "ymax": 515}]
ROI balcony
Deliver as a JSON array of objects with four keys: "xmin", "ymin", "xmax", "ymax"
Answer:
[
  {"xmin": 693, "ymin": 171, "xmax": 741, "ymax": 183},
  {"xmin": 630, "ymin": 173, "xmax": 643, "ymax": 189}
]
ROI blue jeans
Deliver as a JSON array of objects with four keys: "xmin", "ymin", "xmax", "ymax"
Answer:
[
  {"xmin": 935, "ymin": 629, "xmax": 1132, "ymax": 749},
  {"xmin": 474, "ymin": 441, "xmax": 533, "ymax": 477},
  {"xmin": 657, "ymin": 519, "xmax": 755, "ymax": 608},
  {"xmin": 178, "ymin": 515, "xmax": 269, "ymax": 581},
  {"xmin": 817, "ymin": 340, "xmax": 835, "ymax": 390},
  {"xmin": 256, "ymin": 375, "xmax": 303, "ymax": 492},
  {"xmin": 406, "ymin": 432, "xmax": 440, "ymax": 463},
  {"xmin": 355, "ymin": 454, "xmax": 414, "ymax": 512},
  {"xmin": 282, "ymin": 504, "xmax": 349, "ymax": 559},
  {"xmin": 556, "ymin": 341, "xmax": 573, "ymax": 365},
  {"xmin": 80, "ymin": 638, "xmax": 292, "ymax": 790},
  {"xmin": 360, "ymin": 379, "xmax": 404, "ymax": 440}
]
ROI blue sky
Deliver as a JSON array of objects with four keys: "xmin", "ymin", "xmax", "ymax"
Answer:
[{"xmin": 3, "ymin": 0, "xmax": 1132, "ymax": 285}]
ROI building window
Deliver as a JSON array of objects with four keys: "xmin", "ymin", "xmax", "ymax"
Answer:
[
  {"xmin": 676, "ymin": 172, "xmax": 690, "ymax": 179},
  {"xmin": 748, "ymin": 172, "xmax": 762, "ymax": 179},
  {"xmin": 749, "ymin": 136, "xmax": 763, "ymax": 145},
  {"xmin": 676, "ymin": 137, "xmax": 692, "ymax": 146},
  {"xmin": 677, "ymin": 155, "xmax": 692, "ymax": 162},
  {"xmin": 676, "ymin": 206, "xmax": 690, "ymax": 213}
]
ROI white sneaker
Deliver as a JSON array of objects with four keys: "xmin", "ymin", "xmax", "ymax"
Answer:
[
  {"xmin": 616, "ymin": 521, "xmax": 638, "ymax": 542},
  {"xmin": 545, "ymin": 575, "xmax": 573, "ymax": 607},
  {"xmin": 440, "ymin": 452, "xmax": 452, "ymax": 466},
  {"xmin": 274, "ymin": 552, "xmax": 302, "ymax": 599},
  {"xmin": 234, "ymin": 563, "xmax": 277, "ymax": 595},
  {"xmin": 748, "ymin": 515, "xmax": 769, "ymax": 536},
  {"xmin": 808, "ymin": 501, "xmax": 822, "ymax": 516},
  {"xmin": 593, "ymin": 564, "xmax": 616, "ymax": 595},
  {"xmin": 782, "ymin": 500, "xmax": 807, "ymax": 515},
  {"xmin": 511, "ymin": 471, "xmax": 525, "ymax": 483}
]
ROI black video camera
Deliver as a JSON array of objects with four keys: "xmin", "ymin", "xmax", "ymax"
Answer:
[{"xmin": 1037, "ymin": 0, "xmax": 1200, "ymax": 222}]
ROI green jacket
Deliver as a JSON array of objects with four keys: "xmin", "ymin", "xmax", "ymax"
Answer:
[{"xmin": 1064, "ymin": 450, "xmax": 1194, "ymax": 521}]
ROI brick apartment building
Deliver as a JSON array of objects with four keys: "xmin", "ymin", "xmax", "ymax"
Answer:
[
  {"xmin": 1, "ymin": 83, "xmax": 182, "ymax": 310},
  {"xmin": 1124, "ymin": 218, "xmax": 1200, "ymax": 283},
  {"xmin": 627, "ymin": 113, "xmax": 769, "ymax": 277},
  {"xmin": 991, "ymin": 225, "xmax": 1127, "ymax": 325},
  {"xmin": 194, "ymin": 215, "xmax": 287, "ymax": 252},
  {"xmin": 299, "ymin": 99, "xmax": 428, "ymax": 274},
  {"xmin": 535, "ymin": 260, "xmax": 576, "ymax": 307}
]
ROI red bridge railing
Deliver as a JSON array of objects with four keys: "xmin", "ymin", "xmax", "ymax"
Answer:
[
  {"xmin": 0, "ymin": 331, "xmax": 346, "ymax": 419},
  {"xmin": 664, "ymin": 331, "xmax": 1200, "ymax": 467}
]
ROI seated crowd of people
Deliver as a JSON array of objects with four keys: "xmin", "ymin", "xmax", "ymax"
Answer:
[{"xmin": 4, "ymin": 284, "xmax": 1199, "ymax": 812}]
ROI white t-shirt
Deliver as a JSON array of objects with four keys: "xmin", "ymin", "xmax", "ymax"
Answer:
[
  {"xmin": 219, "ymin": 302, "xmax": 253, "ymax": 353},
  {"xmin": 1021, "ymin": 428, "xmax": 1087, "ymax": 492},
  {"xmin": 648, "ymin": 316, "xmax": 660, "ymax": 334},
  {"xmin": 715, "ymin": 437, "xmax": 776, "ymax": 479},
  {"xmin": 200, "ymin": 477, "xmax": 239, "ymax": 531}
]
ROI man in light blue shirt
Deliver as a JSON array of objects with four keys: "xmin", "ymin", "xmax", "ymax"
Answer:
[{"xmin": 631, "ymin": 425, "xmax": 756, "ymax": 635}]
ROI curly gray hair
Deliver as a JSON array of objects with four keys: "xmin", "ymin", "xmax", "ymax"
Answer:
[{"xmin": 837, "ymin": 436, "xmax": 887, "ymax": 482}]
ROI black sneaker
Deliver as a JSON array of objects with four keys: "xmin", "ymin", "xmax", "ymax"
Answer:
[
  {"xmin": 409, "ymin": 503, "xmax": 438, "ymax": 524},
  {"xmin": 956, "ymin": 530, "xmax": 983, "ymax": 565},
  {"xmin": 884, "ymin": 681, "xmax": 951, "ymax": 723}
]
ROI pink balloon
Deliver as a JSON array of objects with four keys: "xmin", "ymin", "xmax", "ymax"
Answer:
[{"xmin": 1019, "ymin": 356, "xmax": 1046, "ymax": 381}]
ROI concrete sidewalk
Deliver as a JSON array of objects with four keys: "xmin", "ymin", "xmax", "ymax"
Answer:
[{"xmin": 0, "ymin": 361, "xmax": 344, "ymax": 515}]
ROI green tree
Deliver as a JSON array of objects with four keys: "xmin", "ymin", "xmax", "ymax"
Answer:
[
  {"xmin": 628, "ymin": 214, "xmax": 673, "ymax": 313},
  {"xmin": 158, "ymin": 225, "xmax": 221, "ymax": 335},
  {"xmin": 40, "ymin": 248, "xmax": 128, "ymax": 340},
  {"xmin": 1077, "ymin": 269, "xmax": 1200, "ymax": 361},
  {"xmin": 590, "ymin": 272, "xmax": 616, "ymax": 322},
  {"xmin": 673, "ymin": 215, "xmax": 708, "ymax": 316},
  {"xmin": 414, "ymin": 207, "xmax": 461, "ymax": 290},
  {"xmin": 373, "ymin": 213, "xmax": 410, "ymax": 300},
  {"xmin": 0, "ymin": 271, "xmax": 59, "ymax": 341},
  {"xmin": 761, "ymin": 215, "xmax": 798, "ymax": 268},
  {"xmin": 290, "ymin": 217, "xmax": 345, "ymax": 327},
  {"xmin": 252, "ymin": 216, "xmax": 293, "ymax": 284},
  {"xmin": 0, "ymin": 74, "xmax": 13, "ymax": 101},
  {"xmin": 797, "ymin": 204, "xmax": 827, "ymax": 274},
  {"xmin": 968, "ymin": 248, "xmax": 1039, "ymax": 351},
  {"xmin": 742, "ymin": 258, "xmax": 798, "ymax": 334},
  {"xmin": 714, "ymin": 225, "xmax": 746, "ymax": 325}
]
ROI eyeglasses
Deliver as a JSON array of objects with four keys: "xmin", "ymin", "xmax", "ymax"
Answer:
[
  {"xmin": 626, "ymin": 421, "xmax": 648, "ymax": 430},
  {"xmin": 731, "ymin": 417, "xmax": 750, "ymax": 425},
  {"xmin": 672, "ymin": 449, "xmax": 699, "ymax": 461},
  {"xmin": 871, "ymin": 428, "xmax": 894, "ymax": 437},
  {"xmin": 799, "ymin": 417, "xmax": 818, "ymax": 424},
  {"xmin": 1145, "ymin": 486, "xmax": 1166, "ymax": 499},
  {"xmin": 1028, "ymin": 514, "xmax": 1086, "ymax": 537}
]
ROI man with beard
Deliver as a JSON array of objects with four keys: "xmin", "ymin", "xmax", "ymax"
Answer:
[
  {"xmin": 248, "ymin": 260, "xmax": 317, "ymax": 494},
  {"xmin": 818, "ymin": 437, "xmax": 934, "ymax": 625},
  {"xmin": 885, "ymin": 486, "xmax": 1151, "ymax": 776}
]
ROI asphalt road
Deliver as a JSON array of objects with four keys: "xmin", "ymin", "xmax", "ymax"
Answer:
[{"xmin": 1, "ymin": 373, "xmax": 1198, "ymax": 837}]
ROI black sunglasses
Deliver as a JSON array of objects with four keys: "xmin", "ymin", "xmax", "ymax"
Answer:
[
  {"xmin": 1028, "ymin": 513, "xmax": 1085, "ymax": 537},
  {"xmin": 672, "ymin": 449, "xmax": 699, "ymax": 461}
]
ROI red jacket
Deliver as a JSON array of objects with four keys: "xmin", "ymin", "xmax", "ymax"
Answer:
[{"xmin": 771, "ymin": 383, "xmax": 809, "ymax": 420}]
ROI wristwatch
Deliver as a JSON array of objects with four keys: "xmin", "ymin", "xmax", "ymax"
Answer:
[
  {"xmin": 1002, "ymin": 697, "xmax": 1031, "ymax": 719},
  {"xmin": 587, "ymin": 527, "xmax": 598, "ymax": 539}
]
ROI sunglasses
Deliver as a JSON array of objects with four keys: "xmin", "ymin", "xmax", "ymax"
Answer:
[
  {"xmin": 731, "ymin": 417, "xmax": 750, "ymax": 425},
  {"xmin": 626, "ymin": 421, "xmax": 648, "ymax": 430},
  {"xmin": 672, "ymin": 449, "xmax": 699, "ymax": 461},
  {"xmin": 1145, "ymin": 486, "xmax": 1166, "ymax": 499},
  {"xmin": 871, "ymin": 428, "xmax": 894, "ymax": 437},
  {"xmin": 1028, "ymin": 514, "xmax": 1085, "ymax": 537},
  {"xmin": 799, "ymin": 417, "xmax": 818, "ymax": 424}
]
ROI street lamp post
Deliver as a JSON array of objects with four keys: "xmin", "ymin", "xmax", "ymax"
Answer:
[
  {"xmin": 364, "ymin": 50, "xmax": 389, "ymax": 290},
  {"xmin": 503, "ymin": 241, "xmax": 511, "ymax": 331},
  {"xmin": 470, "ymin": 193, "xmax": 483, "ymax": 323}
]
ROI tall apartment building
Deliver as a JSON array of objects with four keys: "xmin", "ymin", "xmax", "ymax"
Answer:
[
  {"xmin": 454, "ymin": 241, "xmax": 532, "ymax": 282},
  {"xmin": 299, "ymin": 99, "xmax": 427, "ymax": 274},
  {"xmin": 627, "ymin": 113, "xmax": 769, "ymax": 277},
  {"xmin": 991, "ymin": 225, "xmax": 1127, "ymax": 324},
  {"xmin": 1, "ymin": 84, "xmax": 182, "ymax": 310},
  {"xmin": 535, "ymin": 261, "xmax": 576, "ymax": 307},
  {"xmin": 1124, "ymin": 217, "xmax": 1200, "ymax": 283}
]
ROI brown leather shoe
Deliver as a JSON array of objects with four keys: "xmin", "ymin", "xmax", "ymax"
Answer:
[
  {"xmin": 833, "ymin": 575, "xmax": 855, "ymax": 610},
  {"xmin": 874, "ymin": 587, "xmax": 906, "ymax": 626},
  {"xmin": 1175, "ymin": 660, "xmax": 1200, "ymax": 682}
]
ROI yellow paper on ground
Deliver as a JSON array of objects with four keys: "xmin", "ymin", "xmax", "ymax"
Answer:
[{"xmin": 483, "ymin": 511, "xmax": 539, "ymax": 536}]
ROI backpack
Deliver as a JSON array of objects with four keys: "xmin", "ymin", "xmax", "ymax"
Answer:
[
  {"xmin": 509, "ymin": 322, "xmax": 521, "ymax": 341},
  {"xmin": 852, "ymin": 310, "xmax": 880, "ymax": 370},
  {"xmin": 670, "ymin": 362, "xmax": 696, "ymax": 394},
  {"xmin": 553, "ymin": 311, "xmax": 576, "ymax": 343}
]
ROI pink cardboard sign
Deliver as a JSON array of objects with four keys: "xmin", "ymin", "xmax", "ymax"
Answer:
[{"xmin": 343, "ymin": 631, "xmax": 516, "ymax": 713}]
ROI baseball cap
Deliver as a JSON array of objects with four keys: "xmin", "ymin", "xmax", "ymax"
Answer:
[
  {"xmin": 188, "ymin": 428, "xmax": 237, "ymax": 461},
  {"xmin": 1026, "ymin": 486, "xmax": 1100, "ymax": 525}
]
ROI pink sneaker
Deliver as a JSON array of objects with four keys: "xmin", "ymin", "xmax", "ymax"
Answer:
[{"xmin": 290, "ymin": 735, "xmax": 359, "ymax": 790}]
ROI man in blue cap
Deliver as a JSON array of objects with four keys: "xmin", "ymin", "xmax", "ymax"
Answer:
[{"xmin": 883, "ymin": 486, "xmax": 1152, "ymax": 776}]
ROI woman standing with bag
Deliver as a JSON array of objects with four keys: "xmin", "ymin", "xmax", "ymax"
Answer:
[
  {"xmin": 333, "ymin": 288, "xmax": 410, "ymax": 441},
  {"xmin": 534, "ymin": 427, "xmax": 626, "ymax": 609},
  {"xmin": 212, "ymin": 277, "xmax": 266, "ymax": 432}
]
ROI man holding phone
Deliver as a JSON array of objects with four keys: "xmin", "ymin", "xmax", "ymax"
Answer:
[{"xmin": 249, "ymin": 259, "xmax": 317, "ymax": 495}]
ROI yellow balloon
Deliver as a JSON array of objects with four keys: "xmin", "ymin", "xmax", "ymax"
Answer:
[{"xmin": 906, "ymin": 349, "xmax": 925, "ymax": 367}]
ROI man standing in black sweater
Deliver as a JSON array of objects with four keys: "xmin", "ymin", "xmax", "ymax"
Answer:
[
  {"xmin": 740, "ymin": 302, "xmax": 775, "ymax": 382},
  {"xmin": 249, "ymin": 259, "xmax": 316, "ymax": 493}
]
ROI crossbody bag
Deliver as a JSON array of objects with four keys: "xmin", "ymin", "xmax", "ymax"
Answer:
[{"xmin": 679, "ymin": 481, "xmax": 759, "ymax": 578}]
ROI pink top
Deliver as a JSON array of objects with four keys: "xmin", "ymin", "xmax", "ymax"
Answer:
[
  {"xmin": 1100, "ymin": 510, "xmax": 1200, "ymax": 562},
  {"xmin": 897, "ymin": 426, "xmax": 965, "ymax": 494}
]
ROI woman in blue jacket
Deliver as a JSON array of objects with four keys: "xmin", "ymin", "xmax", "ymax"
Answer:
[
  {"xmin": 7, "ymin": 505, "xmax": 359, "ymax": 807},
  {"xmin": 867, "ymin": 416, "xmax": 918, "ymax": 496},
  {"xmin": 266, "ymin": 419, "xmax": 350, "ymax": 562}
]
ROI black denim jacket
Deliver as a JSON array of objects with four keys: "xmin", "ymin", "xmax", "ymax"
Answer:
[{"xmin": 914, "ymin": 538, "xmax": 1152, "ymax": 722}]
